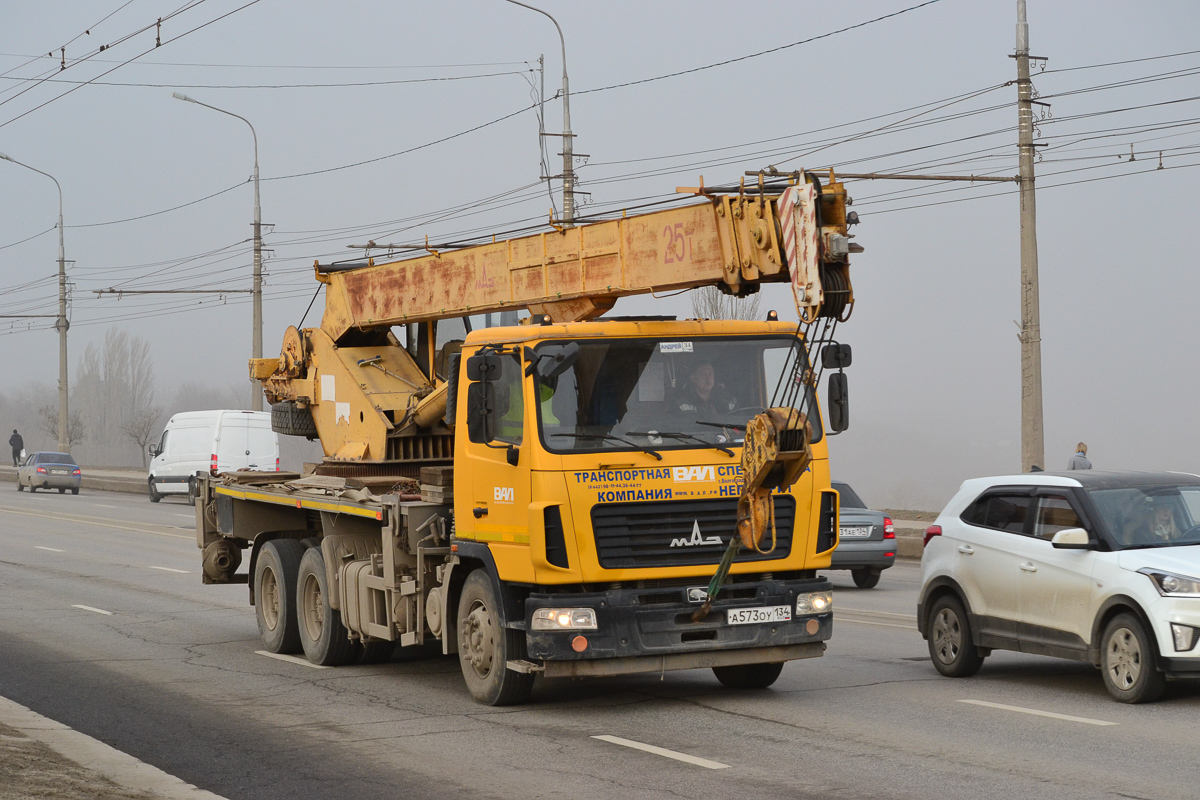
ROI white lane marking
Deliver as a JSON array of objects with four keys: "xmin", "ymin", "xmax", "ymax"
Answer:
[
  {"xmin": 174, "ymin": 514, "xmax": 193, "ymax": 519},
  {"xmin": 35, "ymin": 546, "xmax": 64, "ymax": 552},
  {"xmin": 0, "ymin": 695, "xmax": 228, "ymax": 799},
  {"xmin": 0, "ymin": 504, "xmax": 189, "ymax": 539},
  {"xmin": 96, "ymin": 504, "xmax": 117, "ymax": 508},
  {"xmin": 148, "ymin": 566, "xmax": 191, "ymax": 574},
  {"xmin": 71, "ymin": 605, "xmax": 113, "ymax": 616},
  {"xmin": 255, "ymin": 650, "xmax": 332, "ymax": 670},
  {"xmin": 958, "ymin": 699, "xmax": 1117, "ymax": 727},
  {"xmin": 835, "ymin": 618, "xmax": 917, "ymax": 631},
  {"xmin": 591, "ymin": 735, "xmax": 731, "ymax": 770}
]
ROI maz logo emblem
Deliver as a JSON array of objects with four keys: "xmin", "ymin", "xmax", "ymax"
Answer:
[{"xmin": 671, "ymin": 520, "xmax": 722, "ymax": 548}]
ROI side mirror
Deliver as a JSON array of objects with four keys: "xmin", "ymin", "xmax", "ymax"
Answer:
[
  {"xmin": 466, "ymin": 382, "xmax": 496, "ymax": 444},
  {"xmin": 827, "ymin": 372, "xmax": 849, "ymax": 432},
  {"xmin": 466, "ymin": 353, "xmax": 502, "ymax": 382},
  {"xmin": 1050, "ymin": 527, "xmax": 1092, "ymax": 549},
  {"xmin": 148, "ymin": 445, "xmax": 159, "ymax": 457},
  {"xmin": 821, "ymin": 343, "xmax": 852, "ymax": 370}
]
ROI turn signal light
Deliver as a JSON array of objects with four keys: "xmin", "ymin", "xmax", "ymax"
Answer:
[
  {"xmin": 72, "ymin": 468, "xmax": 81, "ymax": 475},
  {"xmin": 883, "ymin": 517, "xmax": 895, "ymax": 539},
  {"xmin": 923, "ymin": 525, "xmax": 942, "ymax": 547},
  {"xmin": 210, "ymin": 453, "xmax": 218, "ymax": 476},
  {"xmin": 36, "ymin": 466, "xmax": 46, "ymax": 474}
]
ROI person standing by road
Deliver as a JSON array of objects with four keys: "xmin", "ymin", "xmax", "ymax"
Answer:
[
  {"xmin": 9, "ymin": 429, "xmax": 23, "ymax": 467},
  {"xmin": 1067, "ymin": 442, "xmax": 1092, "ymax": 470}
]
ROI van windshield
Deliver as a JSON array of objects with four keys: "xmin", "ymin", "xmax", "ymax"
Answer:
[{"xmin": 534, "ymin": 335, "xmax": 820, "ymax": 455}]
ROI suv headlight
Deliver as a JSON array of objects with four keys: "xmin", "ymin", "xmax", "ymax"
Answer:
[
  {"xmin": 531, "ymin": 608, "xmax": 598, "ymax": 631},
  {"xmin": 1138, "ymin": 568, "xmax": 1200, "ymax": 597},
  {"xmin": 796, "ymin": 592, "xmax": 833, "ymax": 614}
]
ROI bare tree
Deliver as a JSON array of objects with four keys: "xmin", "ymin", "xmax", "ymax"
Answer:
[
  {"xmin": 37, "ymin": 403, "xmax": 86, "ymax": 448},
  {"xmin": 690, "ymin": 285, "xmax": 762, "ymax": 321},
  {"xmin": 121, "ymin": 404, "xmax": 164, "ymax": 468}
]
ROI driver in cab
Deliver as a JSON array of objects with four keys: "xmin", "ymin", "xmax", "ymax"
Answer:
[{"xmin": 676, "ymin": 359, "xmax": 737, "ymax": 417}]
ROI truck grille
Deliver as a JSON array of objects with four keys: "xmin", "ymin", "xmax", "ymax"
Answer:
[{"xmin": 591, "ymin": 496, "xmax": 796, "ymax": 569}]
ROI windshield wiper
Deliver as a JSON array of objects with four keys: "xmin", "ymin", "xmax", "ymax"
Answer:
[
  {"xmin": 550, "ymin": 433, "xmax": 662, "ymax": 460},
  {"xmin": 627, "ymin": 431, "xmax": 734, "ymax": 458},
  {"xmin": 695, "ymin": 419, "xmax": 747, "ymax": 432}
]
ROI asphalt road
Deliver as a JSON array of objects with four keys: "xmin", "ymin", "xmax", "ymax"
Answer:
[{"xmin": 1, "ymin": 487, "xmax": 1197, "ymax": 800}]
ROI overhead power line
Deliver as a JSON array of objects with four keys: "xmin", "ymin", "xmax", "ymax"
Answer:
[
  {"xmin": 574, "ymin": 0, "xmax": 945, "ymax": 96},
  {"xmin": 0, "ymin": 68, "xmax": 534, "ymax": 90}
]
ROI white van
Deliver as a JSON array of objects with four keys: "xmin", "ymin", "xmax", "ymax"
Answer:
[{"xmin": 147, "ymin": 410, "xmax": 279, "ymax": 502}]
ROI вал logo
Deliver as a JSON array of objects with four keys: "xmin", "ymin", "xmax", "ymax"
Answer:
[
  {"xmin": 493, "ymin": 486, "xmax": 514, "ymax": 503},
  {"xmin": 671, "ymin": 520, "xmax": 722, "ymax": 548},
  {"xmin": 672, "ymin": 466, "xmax": 715, "ymax": 483}
]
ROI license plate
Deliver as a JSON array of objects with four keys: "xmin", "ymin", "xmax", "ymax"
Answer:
[
  {"xmin": 839, "ymin": 526, "xmax": 871, "ymax": 539},
  {"xmin": 51, "ymin": 469, "xmax": 67, "ymax": 475},
  {"xmin": 727, "ymin": 605, "xmax": 792, "ymax": 625}
]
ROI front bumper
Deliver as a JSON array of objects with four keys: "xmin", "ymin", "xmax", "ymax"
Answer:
[
  {"xmin": 524, "ymin": 576, "xmax": 832, "ymax": 674},
  {"xmin": 1147, "ymin": 595, "xmax": 1200, "ymax": 677}
]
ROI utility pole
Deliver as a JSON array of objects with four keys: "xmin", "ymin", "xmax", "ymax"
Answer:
[
  {"xmin": 503, "ymin": 0, "xmax": 575, "ymax": 224},
  {"xmin": 1015, "ymin": 0, "xmax": 1044, "ymax": 472},
  {"xmin": 0, "ymin": 152, "xmax": 70, "ymax": 452},
  {"xmin": 172, "ymin": 92, "xmax": 265, "ymax": 410}
]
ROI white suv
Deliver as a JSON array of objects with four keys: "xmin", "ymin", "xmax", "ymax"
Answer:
[{"xmin": 918, "ymin": 471, "xmax": 1200, "ymax": 703}]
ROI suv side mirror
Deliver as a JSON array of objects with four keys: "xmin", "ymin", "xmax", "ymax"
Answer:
[
  {"xmin": 827, "ymin": 372, "xmax": 849, "ymax": 432},
  {"xmin": 1050, "ymin": 528, "xmax": 1092, "ymax": 549}
]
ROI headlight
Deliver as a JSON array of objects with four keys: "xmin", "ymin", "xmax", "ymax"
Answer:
[
  {"xmin": 1170, "ymin": 623, "xmax": 1200, "ymax": 652},
  {"xmin": 531, "ymin": 608, "xmax": 597, "ymax": 631},
  {"xmin": 796, "ymin": 592, "xmax": 833, "ymax": 614},
  {"xmin": 1138, "ymin": 568, "xmax": 1200, "ymax": 597}
]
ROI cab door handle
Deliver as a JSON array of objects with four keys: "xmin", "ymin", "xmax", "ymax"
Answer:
[
  {"xmin": 1020, "ymin": 562, "xmax": 1037, "ymax": 573},
  {"xmin": 957, "ymin": 545, "xmax": 974, "ymax": 555}
]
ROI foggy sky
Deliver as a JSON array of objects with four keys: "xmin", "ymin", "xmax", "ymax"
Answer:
[{"xmin": 2, "ymin": 1, "xmax": 1198, "ymax": 510}]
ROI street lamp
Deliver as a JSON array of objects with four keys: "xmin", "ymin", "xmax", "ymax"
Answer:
[
  {"xmin": 0, "ymin": 151, "xmax": 70, "ymax": 452},
  {"xmin": 502, "ymin": 0, "xmax": 575, "ymax": 224},
  {"xmin": 172, "ymin": 91, "xmax": 264, "ymax": 411}
]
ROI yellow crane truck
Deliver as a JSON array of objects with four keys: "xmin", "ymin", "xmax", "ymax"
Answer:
[{"xmin": 194, "ymin": 172, "xmax": 860, "ymax": 704}]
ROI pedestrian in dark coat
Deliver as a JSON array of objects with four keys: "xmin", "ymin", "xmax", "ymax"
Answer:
[{"xmin": 9, "ymin": 429, "xmax": 23, "ymax": 467}]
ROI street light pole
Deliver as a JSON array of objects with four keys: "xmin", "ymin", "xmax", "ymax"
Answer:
[
  {"xmin": 0, "ymin": 152, "xmax": 70, "ymax": 452},
  {"xmin": 172, "ymin": 92, "xmax": 264, "ymax": 411},
  {"xmin": 503, "ymin": 0, "xmax": 574, "ymax": 224},
  {"xmin": 1015, "ymin": 0, "xmax": 1044, "ymax": 472}
]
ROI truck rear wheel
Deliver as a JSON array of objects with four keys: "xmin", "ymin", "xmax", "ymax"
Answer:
[
  {"xmin": 271, "ymin": 402, "xmax": 318, "ymax": 438},
  {"xmin": 457, "ymin": 570, "xmax": 534, "ymax": 706},
  {"xmin": 296, "ymin": 546, "xmax": 357, "ymax": 666},
  {"xmin": 712, "ymin": 662, "xmax": 784, "ymax": 689},
  {"xmin": 255, "ymin": 539, "xmax": 305, "ymax": 654}
]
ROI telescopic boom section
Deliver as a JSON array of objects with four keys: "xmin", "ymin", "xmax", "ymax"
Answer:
[{"xmin": 315, "ymin": 178, "xmax": 851, "ymax": 343}]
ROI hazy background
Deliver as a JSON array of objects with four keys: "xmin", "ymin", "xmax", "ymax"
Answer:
[{"xmin": 2, "ymin": 1, "xmax": 1198, "ymax": 508}]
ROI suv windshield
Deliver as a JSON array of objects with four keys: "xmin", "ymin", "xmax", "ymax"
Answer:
[
  {"xmin": 1089, "ymin": 484, "xmax": 1200, "ymax": 548},
  {"xmin": 535, "ymin": 335, "xmax": 821, "ymax": 455}
]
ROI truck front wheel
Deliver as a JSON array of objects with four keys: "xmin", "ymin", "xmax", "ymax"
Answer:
[
  {"xmin": 456, "ymin": 570, "xmax": 534, "ymax": 706},
  {"xmin": 296, "ymin": 546, "xmax": 356, "ymax": 666},
  {"xmin": 255, "ymin": 539, "xmax": 305, "ymax": 654},
  {"xmin": 712, "ymin": 662, "xmax": 784, "ymax": 689}
]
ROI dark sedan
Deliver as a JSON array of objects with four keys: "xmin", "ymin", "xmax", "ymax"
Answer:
[
  {"xmin": 17, "ymin": 452, "xmax": 81, "ymax": 494},
  {"xmin": 829, "ymin": 480, "xmax": 896, "ymax": 588}
]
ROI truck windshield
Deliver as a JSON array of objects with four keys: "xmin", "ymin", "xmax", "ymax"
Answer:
[{"xmin": 535, "ymin": 335, "xmax": 821, "ymax": 455}]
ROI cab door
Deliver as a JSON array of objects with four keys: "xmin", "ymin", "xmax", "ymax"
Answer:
[{"xmin": 460, "ymin": 350, "xmax": 534, "ymax": 582}]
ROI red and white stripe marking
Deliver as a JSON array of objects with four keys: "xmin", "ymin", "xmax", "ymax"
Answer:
[{"xmin": 778, "ymin": 184, "xmax": 822, "ymax": 321}]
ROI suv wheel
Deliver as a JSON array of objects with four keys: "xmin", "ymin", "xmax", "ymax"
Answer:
[
  {"xmin": 927, "ymin": 595, "xmax": 985, "ymax": 677},
  {"xmin": 1100, "ymin": 613, "xmax": 1165, "ymax": 703}
]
